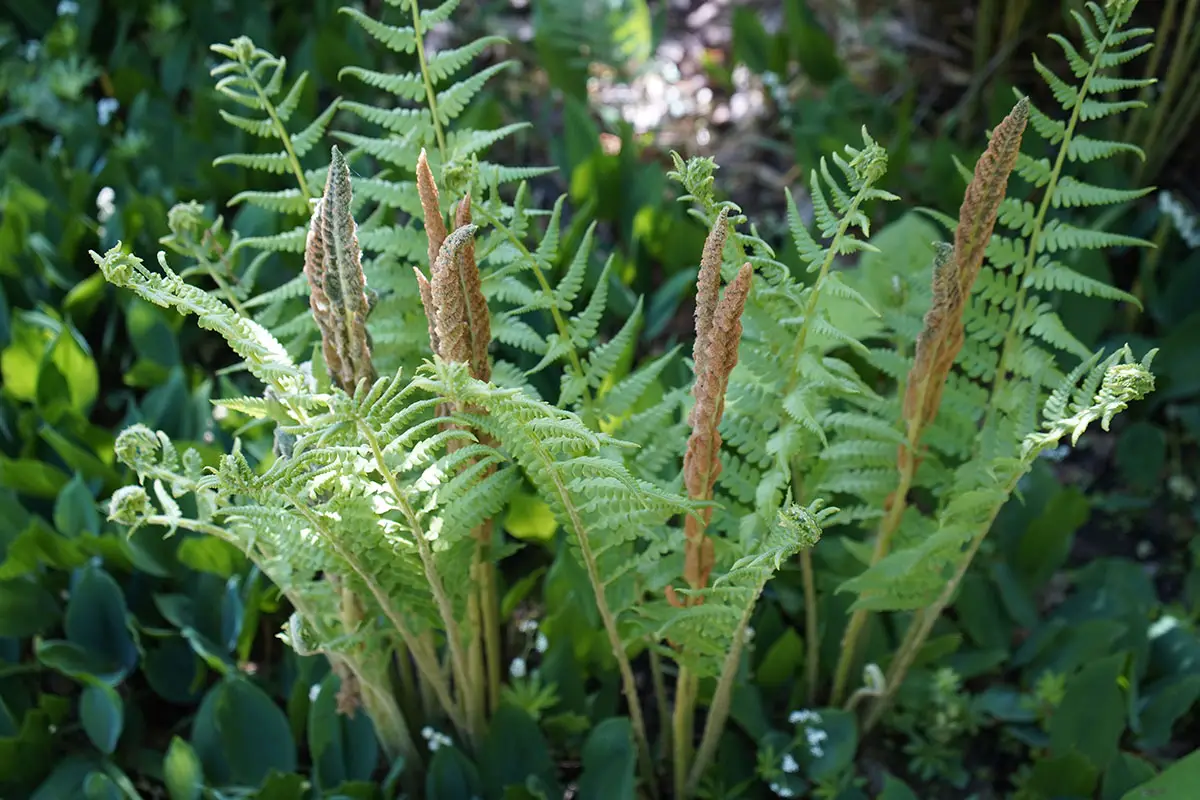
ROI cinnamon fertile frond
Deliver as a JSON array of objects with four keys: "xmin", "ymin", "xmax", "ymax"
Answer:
[
  {"xmin": 681, "ymin": 212, "xmax": 753, "ymax": 593},
  {"xmin": 903, "ymin": 97, "xmax": 1029, "ymax": 441}
]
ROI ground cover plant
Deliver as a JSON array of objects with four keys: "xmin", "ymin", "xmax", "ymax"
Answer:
[{"xmin": 3, "ymin": 0, "xmax": 1200, "ymax": 798}]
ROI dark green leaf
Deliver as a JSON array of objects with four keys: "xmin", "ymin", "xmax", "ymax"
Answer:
[
  {"xmin": 756, "ymin": 628, "xmax": 805, "ymax": 689},
  {"xmin": 1103, "ymin": 753, "xmax": 1157, "ymax": 800},
  {"xmin": 0, "ymin": 578, "xmax": 61, "ymax": 637},
  {"xmin": 1050, "ymin": 653, "xmax": 1127, "ymax": 772},
  {"xmin": 577, "ymin": 718, "xmax": 635, "ymax": 800},
  {"xmin": 1136, "ymin": 673, "xmax": 1200, "ymax": 749},
  {"xmin": 1120, "ymin": 749, "xmax": 1200, "ymax": 799},
  {"xmin": 64, "ymin": 562, "xmax": 138, "ymax": 679},
  {"xmin": 82, "ymin": 771, "xmax": 121, "ymax": 800},
  {"xmin": 1015, "ymin": 487, "xmax": 1090, "ymax": 590},
  {"xmin": 79, "ymin": 684, "xmax": 123, "ymax": 754},
  {"xmin": 54, "ymin": 474, "xmax": 100, "ymax": 538},
  {"xmin": 1026, "ymin": 750, "xmax": 1099, "ymax": 798},
  {"xmin": 191, "ymin": 677, "xmax": 297, "ymax": 787},
  {"xmin": 479, "ymin": 703, "xmax": 559, "ymax": 798},
  {"xmin": 426, "ymin": 746, "xmax": 483, "ymax": 800},
  {"xmin": 308, "ymin": 671, "xmax": 379, "ymax": 789}
]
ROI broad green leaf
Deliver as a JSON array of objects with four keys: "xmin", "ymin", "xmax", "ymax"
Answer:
[
  {"xmin": 163, "ymin": 736, "xmax": 204, "ymax": 800},
  {"xmin": 1050, "ymin": 653, "xmax": 1127, "ymax": 772},
  {"xmin": 426, "ymin": 746, "xmax": 483, "ymax": 800},
  {"xmin": 64, "ymin": 563, "xmax": 138, "ymax": 680},
  {"xmin": 79, "ymin": 684, "xmax": 123, "ymax": 754},
  {"xmin": 576, "ymin": 718, "xmax": 635, "ymax": 800},
  {"xmin": 308, "ymin": 671, "xmax": 379, "ymax": 789},
  {"xmin": 54, "ymin": 474, "xmax": 100, "ymax": 538},
  {"xmin": 0, "ymin": 578, "xmax": 61, "ymax": 637},
  {"xmin": 1103, "ymin": 753, "xmax": 1157, "ymax": 800},
  {"xmin": 756, "ymin": 628, "xmax": 805, "ymax": 689},
  {"xmin": 190, "ymin": 677, "xmax": 297, "ymax": 787},
  {"xmin": 479, "ymin": 703, "xmax": 559, "ymax": 797},
  {"xmin": 1121, "ymin": 749, "xmax": 1200, "ymax": 799}
]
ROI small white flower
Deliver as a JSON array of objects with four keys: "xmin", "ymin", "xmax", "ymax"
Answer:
[
  {"xmin": 308, "ymin": 684, "xmax": 321, "ymax": 701},
  {"xmin": 509, "ymin": 657, "xmax": 527, "ymax": 679},
  {"xmin": 788, "ymin": 709, "xmax": 821, "ymax": 726},
  {"xmin": 535, "ymin": 632, "xmax": 549, "ymax": 653},
  {"xmin": 781, "ymin": 753, "xmax": 799, "ymax": 773},
  {"xmin": 96, "ymin": 187, "xmax": 115, "ymax": 222},
  {"xmin": 97, "ymin": 97, "xmax": 119, "ymax": 126},
  {"xmin": 21, "ymin": 41, "xmax": 42, "ymax": 61},
  {"xmin": 517, "ymin": 618, "xmax": 539, "ymax": 634},
  {"xmin": 56, "ymin": 0, "xmax": 79, "ymax": 16},
  {"xmin": 769, "ymin": 783, "xmax": 795, "ymax": 798},
  {"xmin": 421, "ymin": 726, "xmax": 434, "ymax": 739}
]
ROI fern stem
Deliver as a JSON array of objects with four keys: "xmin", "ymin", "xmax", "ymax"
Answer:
[
  {"xmin": 980, "ymin": 8, "xmax": 1120, "ymax": 446},
  {"xmin": 672, "ymin": 670, "xmax": 698, "ymax": 798},
  {"xmin": 783, "ymin": 192, "xmax": 870, "ymax": 396},
  {"xmin": 411, "ymin": 0, "xmax": 447, "ymax": 160},
  {"xmin": 513, "ymin": 420, "xmax": 655, "ymax": 795},
  {"xmin": 684, "ymin": 586, "xmax": 759, "ymax": 795},
  {"xmin": 800, "ymin": 548, "xmax": 820, "ymax": 705},
  {"xmin": 831, "ymin": 458, "xmax": 915, "ymax": 706},
  {"xmin": 478, "ymin": 524, "xmax": 503, "ymax": 712},
  {"xmin": 649, "ymin": 646, "xmax": 671, "ymax": 754},
  {"xmin": 244, "ymin": 77, "xmax": 310, "ymax": 198},
  {"xmin": 287, "ymin": 498, "xmax": 469, "ymax": 740},
  {"xmin": 862, "ymin": 524, "xmax": 992, "ymax": 734},
  {"xmin": 472, "ymin": 201, "xmax": 596, "ymax": 419},
  {"xmin": 356, "ymin": 422, "xmax": 482, "ymax": 746}
]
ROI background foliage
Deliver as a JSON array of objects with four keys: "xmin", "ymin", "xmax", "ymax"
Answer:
[{"xmin": 2, "ymin": 0, "xmax": 1198, "ymax": 798}]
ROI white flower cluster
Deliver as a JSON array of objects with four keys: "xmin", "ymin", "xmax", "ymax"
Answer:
[
  {"xmin": 768, "ymin": 782, "xmax": 796, "ymax": 798},
  {"xmin": 421, "ymin": 726, "xmax": 452, "ymax": 752},
  {"xmin": 509, "ymin": 657, "xmax": 527, "ymax": 679},
  {"xmin": 788, "ymin": 709, "xmax": 827, "ymax": 758}
]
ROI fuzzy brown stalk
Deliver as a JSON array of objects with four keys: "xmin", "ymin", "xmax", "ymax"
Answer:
[
  {"xmin": 831, "ymin": 97, "xmax": 1029, "ymax": 708},
  {"xmin": 904, "ymin": 96, "xmax": 1030, "ymax": 438},
  {"xmin": 304, "ymin": 146, "xmax": 377, "ymax": 394},
  {"xmin": 679, "ymin": 208, "xmax": 743, "ymax": 594},
  {"xmin": 414, "ymin": 158, "xmax": 501, "ymax": 727},
  {"xmin": 417, "ymin": 148, "xmax": 447, "ymax": 272},
  {"xmin": 673, "ymin": 219, "xmax": 752, "ymax": 799},
  {"xmin": 682, "ymin": 262, "xmax": 752, "ymax": 592}
]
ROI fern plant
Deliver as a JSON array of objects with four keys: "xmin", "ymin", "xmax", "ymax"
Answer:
[{"xmin": 90, "ymin": 0, "xmax": 1162, "ymax": 796}]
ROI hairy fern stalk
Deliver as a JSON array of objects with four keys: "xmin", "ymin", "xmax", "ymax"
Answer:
[{"xmin": 93, "ymin": 0, "xmax": 1160, "ymax": 796}]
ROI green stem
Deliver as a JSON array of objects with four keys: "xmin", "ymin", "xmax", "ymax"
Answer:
[
  {"xmin": 411, "ymin": 0, "xmax": 447, "ymax": 160},
  {"xmin": 507, "ymin": 415, "xmax": 655, "ymax": 796},
  {"xmin": 684, "ymin": 586, "xmax": 761, "ymax": 795},
  {"xmin": 650, "ymin": 647, "xmax": 671, "ymax": 754},
  {"xmin": 800, "ymin": 549, "xmax": 820, "ymax": 705},
  {"xmin": 863, "ymin": 527, "xmax": 991, "ymax": 734},
  {"xmin": 673, "ymin": 670, "xmax": 698, "ymax": 799},
  {"xmin": 244, "ymin": 70, "xmax": 310, "ymax": 198},
  {"xmin": 831, "ymin": 447, "xmax": 916, "ymax": 706},
  {"xmin": 356, "ymin": 422, "xmax": 481, "ymax": 746},
  {"xmin": 288, "ymin": 493, "xmax": 469, "ymax": 742},
  {"xmin": 478, "ymin": 525, "xmax": 503, "ymax": 713}
]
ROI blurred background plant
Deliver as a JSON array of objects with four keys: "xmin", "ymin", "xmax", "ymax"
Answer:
[{"xmin": 2, "ymin": 0, "xmax": 1198, "ymax": 797}]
